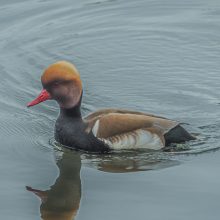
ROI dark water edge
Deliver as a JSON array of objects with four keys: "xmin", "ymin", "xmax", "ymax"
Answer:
[{"xmin": 0, "ymin": 0, "xmax": 220, "ymax": 219}]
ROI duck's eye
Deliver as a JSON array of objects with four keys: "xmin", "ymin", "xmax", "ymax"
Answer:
[{"xmin": 53, "ymin": 82, "xmax": 60, "ymax": 87}]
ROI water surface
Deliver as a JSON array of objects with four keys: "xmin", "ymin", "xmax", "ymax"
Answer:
[{"xmin": 0, "ymin": 0, "xmax": 220, "ymax": 219}]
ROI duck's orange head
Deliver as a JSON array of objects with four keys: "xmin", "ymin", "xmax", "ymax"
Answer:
[{"xmin": 27, "ymin": 61, "xmax": 83, "ymax": 109}]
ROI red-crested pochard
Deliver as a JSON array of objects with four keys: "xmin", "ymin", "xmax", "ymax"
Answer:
[{"xmin": 27, "ymin": 61, "xmax": 195, "ymax": 152}]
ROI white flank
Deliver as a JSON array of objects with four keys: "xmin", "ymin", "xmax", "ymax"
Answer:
[
  {"xmin": 92, "ymin": 120, "xmax": 100, "ymax": 137},
  {"xmin": 99, "ymin": 129, "xmax": 164, "ymax": 150}
]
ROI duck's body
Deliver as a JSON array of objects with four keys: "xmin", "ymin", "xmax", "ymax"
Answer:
[
  {"xmin": 28, "ymin": 61, "xmax": 195, "ymax": 152},
  {"xmin": 54, "ymin": 95, "xmax": 194, "ymax": 152}
]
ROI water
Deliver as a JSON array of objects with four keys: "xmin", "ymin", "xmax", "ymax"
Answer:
[{"xmin": 0, "ymin": 0, "xmax": 220, "ymax": 219}]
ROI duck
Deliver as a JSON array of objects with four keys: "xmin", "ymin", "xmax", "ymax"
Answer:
[{"xmin": 27, "ymin": 61, "xmax": 195, "ymax": 152}]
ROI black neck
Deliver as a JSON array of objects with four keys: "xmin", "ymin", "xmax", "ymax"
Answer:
[{"xmin": 60, "ymin": 92, "xmax": 83, "ymax": 119}]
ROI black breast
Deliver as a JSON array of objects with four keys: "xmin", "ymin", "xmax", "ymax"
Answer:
[{"xmin": 55, "ymin": 112, "xmax": 109, "ymax": 153}]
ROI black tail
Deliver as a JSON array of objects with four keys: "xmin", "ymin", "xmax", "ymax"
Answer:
[{"xmin": 164, "ymin": 125, "xmax": 196, "ymax": 146}]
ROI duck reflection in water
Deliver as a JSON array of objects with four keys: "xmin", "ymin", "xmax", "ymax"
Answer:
[
  {"xmin": 26, "ymin": 148, "xmax": 179, "ymax": 220},
  {"xmin": 26, "ymin": 150, "xmax": 81, "ymax": 220},
  {"xmin": 84, "ymin": 150, "xmax": 180, "ymax": 173}
]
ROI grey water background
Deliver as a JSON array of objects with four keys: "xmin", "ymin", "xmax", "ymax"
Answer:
[{"xmin": 0, "ymin": 0, "xmax": 220, "ymax": 219}]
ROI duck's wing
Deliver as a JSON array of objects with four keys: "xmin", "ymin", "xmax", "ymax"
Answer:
[
  {"xmin": 84, "ymin": 109, "xmax": 180, "ymax": 150},
  {"xmin": 84, "ymin": 108, "xmax": 169, "ymax": 121}
]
